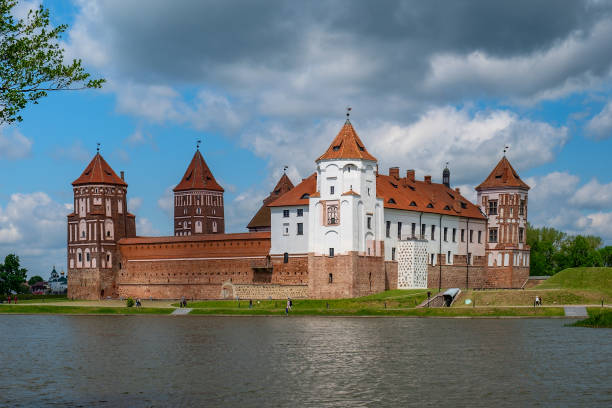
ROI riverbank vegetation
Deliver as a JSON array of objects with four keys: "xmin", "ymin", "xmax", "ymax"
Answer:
[{"xmin": 571, "ymin": 309, "xmax": 612, "ymax": 328}]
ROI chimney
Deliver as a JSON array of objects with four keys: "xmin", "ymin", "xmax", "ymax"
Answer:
[
  {"xmin": 406, "ymin": 169, "xmax": 415, "ymax": 182},
  {"xmin": 120, "ymin": 171, "xmax": 125, "ymax": 181},
  {"xmin": 455, "ymin": 187, "xmax": 461, "ymax": 194},
  {"xmin": 424, "ymin": 175, "xmax": 431, "ymax": 184},
  {"xmin": 389, "ymin": 167, "xmax": 400, "ymax": 179}
]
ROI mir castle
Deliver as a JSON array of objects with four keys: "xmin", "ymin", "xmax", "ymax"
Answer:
[{"xmin": 67, "ymin": 118, "xmax": 530, "ymax": 300}]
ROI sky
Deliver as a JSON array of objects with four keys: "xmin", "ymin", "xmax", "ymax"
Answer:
[{"xmin": 2, "ymin": 0, "xmax": 612, "ymax": 278}]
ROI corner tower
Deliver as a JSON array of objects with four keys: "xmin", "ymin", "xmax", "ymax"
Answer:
[
  {"xmin": 174, "ymin": 148, "xmax": 225, "ymax": 236},
  {"xmin": 67, "ymin": 152, "xmax": 136, "ymax": 299},
  {"xmin": 476, "ymin": 156, "xmax": 530, "ymax": 286}
]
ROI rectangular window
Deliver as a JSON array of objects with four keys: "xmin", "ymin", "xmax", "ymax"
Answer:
[
  {"xmin": 431, "ymin": 225, "xmax": 435, "ymax": 241},
  {"xmin": 329, "ymin": 248, "xmax": 334, "ymax": 257},
  {"xmin": 489, "ymin": 228, "xmax": 498, "ymax": 243},
  {"xmin": 391, "ymin": 247, "xmax": 396, "ymax": 261},
  {"xmin": 447, "ymin": 251, "xmax": 451, "ymax": 264},
  {"xmin": 467, "ymin": 252, "xmax": 472, "ymax": 265},
  {"xmin": 469, "ymin": 230, "xmax": 474, "ymax": 243},
  {"xmin": 283, "ymin": 223, "xmax": 289, "ymax": 236},
  {"xmin": 397, "ymin": 222, "xmax": 402, "ymax": 240},
  {"xmin": 283, "ymin": 253, "xmax": 289, "ymax": 263},
  {"xmin": 386, "ymin": 221, "xmax": 391, "ymax": 238},
  {"xmin": 297, "ymin": 223, "xmax": 303, "ymax": 235},
  {"xmin": 519, "ymin": 200, "xmax": 525, "ymax": 216},
  {"xmin": 461, "ymin": 229, "xmax": 465, "ymax": 242},
  {"xmin": 367, "ymin": 216, "xmax": 372, "ymax": 230},
  {"xmin": 488, "ymin": 200, "xmax": 498, "ymax": 215},
  {"xmin": 411, "ymin": 223, "xmax": 416, "ymax": 237},
  {"xmin": 452, "ymin": 228, "xmax": 457, "ymax": 242},
  {"xmin": 519, "ymin": 227, "xmax": 524, "ymax": 243},
  {"xmin": 283, "ymin": 209, "xmax": 290, "ymax": 218},
  {"xmin": 444, "ymin": 227, "xmax": 448, "ymax": 242},
  {"xmin": 421, "ymin": 224, "xmax": 426, "ymax": 237},
  {"xmin": 478, "ymin": 230, "xmax": 482, "ymax": 244},
  {"xmin": 297, "ymin": 208, "xmax": 303, "ymax": 217},
  {"xmin": 431, "ymin": 253, "xmax": 435, "ymax": 265},
  {"xmin": 330, "ymin": 186, "xmax": 335, "ymax": 195}
]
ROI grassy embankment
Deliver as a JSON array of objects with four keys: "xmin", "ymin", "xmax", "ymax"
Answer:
[
  {"xmin": 453, "ymin": 267, "xmax": 612, "ymax": 308},
  {"xmin": 182, "ymin": 289, "xmax": 564, "ymax": 317}
]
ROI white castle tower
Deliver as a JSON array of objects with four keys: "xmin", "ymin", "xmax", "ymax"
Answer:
[{"xmin": 308, "ymin": 118, "xmax": 384, "ymax": 258}]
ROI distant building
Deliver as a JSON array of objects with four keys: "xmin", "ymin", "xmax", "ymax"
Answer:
[{"xmin": 48, "ymin": 266, "xmax": 68, "ymax": 294}]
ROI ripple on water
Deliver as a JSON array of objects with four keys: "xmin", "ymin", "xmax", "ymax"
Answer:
[{"xmin": 0, "ymin": 316, "xmax": 611, "ymax": 407}]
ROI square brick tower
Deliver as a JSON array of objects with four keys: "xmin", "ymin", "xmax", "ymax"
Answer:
[
  {"xmin": 476, "ymin": 156, "xmax": 530, "ymax": 287},
  {"xmin": 67, "ymin": 152, "xmax": 136, "ymax": 299},
  {"xmin": 173, "ymin": 148, "xmax": 225, "ymax": 236}
]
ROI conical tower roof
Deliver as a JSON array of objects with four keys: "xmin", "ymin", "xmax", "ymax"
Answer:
[
  {"xmin": 247, "ymin": 173, "xmax": 295, "ymax": 230},
  {"xmin": 476, "ymin": 156, "xmax": 530, "ymax": 191},
  {"xmin": 174, "ymin": 150, "xmax": 224, "ymax": 192},
  {"xmin": 317, "ymin": 120, "xmax": 376, "ymax": 162},
  {"xmin": 72, "ymin": 153, "xmax": 127, "ymax": 186}
]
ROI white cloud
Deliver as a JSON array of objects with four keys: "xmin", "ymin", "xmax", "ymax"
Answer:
[
  {"xmin": 0, "ymin": 192, "xmax": 68, "ymax": 277},
  {"xmin": 569, "ymin": 178, "xmax": 612, "ymax": 210},
  {"xmin": 225, "ymin": 189, "xmax": 268, "ymax": 233},
  {"xmin": 128, "ymin": 197, "xmax": 143, "ymax": 213},
  {"xmin": 157, "ymin": 186, "xmax": 174, "ymax": 216},
  {"xmin": 367, "ymin": 107, "xmax": 568, "ymax": 185},
  {"xmin": 0, "ymin": 127, "xmax": 33, "ymax": 159},
  {"xmin": 136, "ymin": 217, "xmax": 160, "ymax": 236},
  {"xmin": 585, "ymin": 101, "xmax": 612, "ymax": 140}
]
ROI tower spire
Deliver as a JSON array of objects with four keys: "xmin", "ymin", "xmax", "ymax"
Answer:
[
  {"xmin": 346, "ymin": 106, "xmax": 352, "ymax": 123},
  {"xmin": 196, "ymin": 139, "xmax": 202, "ymax": 150},
  {"xmin": 96, "ymin": 142, "xmax": 100, "ymax": 153}
]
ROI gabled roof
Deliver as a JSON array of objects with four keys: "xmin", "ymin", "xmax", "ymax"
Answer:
[
  {"xmin": 247, "ymin": 173, "xmax": 295, "ymax": 229},
  {"xmin": 174, "ymin": 150, "xmax": 224, "ymax": 192},
  {"xmin": 268, "ymin": 173, "xmax": 317, "ymax": 207},
  {"xmin": 476, "ymin": 156, "xmax": 530, "ymax": 191},
  {"xmin": 317, "ymin": 120, "xmax": 377, "ymax": 162},
  {"xmin": 377, "ymin": 174, "xmax": 485, "ymax": 219},
  {"xmin": 72, "ymin": 153, "xmax": 127, "ymax": 186}
]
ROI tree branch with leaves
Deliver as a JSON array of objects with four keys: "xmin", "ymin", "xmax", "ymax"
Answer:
[{"xmin": 0, "ymin": 0, "xmax": 104, "ymax": 123}]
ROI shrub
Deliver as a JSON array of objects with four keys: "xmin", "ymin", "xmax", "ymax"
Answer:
[{"xmin": 126, "ymin": 297, "xmax": 135, "ymax": 308}]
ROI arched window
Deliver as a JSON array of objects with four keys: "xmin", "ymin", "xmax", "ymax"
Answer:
[
  {"xmin": 212, "ymin": 221, "xmax": 217, "ymax": 233},
  {"xmin": 79, "ymin": 220, "xmax": 87, "ymax": 240},
  {"xmin": 104, "ymin": 219, "xmax": 114, "ymax": 240},
  {"xmin": 195, "ymin": 220, "xmax": 202, "ymax": 233}
]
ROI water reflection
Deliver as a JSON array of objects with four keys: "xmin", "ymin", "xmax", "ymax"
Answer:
[{"xmin": 0, "ymin": 316, "xmax": 610, "ymax": 407}]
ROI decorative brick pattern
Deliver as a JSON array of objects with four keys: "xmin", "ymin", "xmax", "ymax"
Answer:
[{"xmin": 397, "ymin": 239, "xmax": 428, "ymax": 288}]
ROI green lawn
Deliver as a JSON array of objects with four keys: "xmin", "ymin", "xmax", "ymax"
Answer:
[
  {"xmin": 537, "ymin": 267, "xmax": 612, "ymax": 296},
  {"xmin": 0, "ymin": 305, "xmax": 173, "ymax": 315},
  {"xmin": 189, "ymin": 306, "xmax": 565, "ymax": 317},
  {"xmin": 177, "ymin": 289, "xmax": 431, "ymax": 310}
]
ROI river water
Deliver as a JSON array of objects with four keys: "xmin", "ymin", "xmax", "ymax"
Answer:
[{"xmin": 0, "ymin": 316, "xmax": 610, "ymax": 407}]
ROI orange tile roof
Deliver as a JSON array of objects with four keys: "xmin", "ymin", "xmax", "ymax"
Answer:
[
  {"xmin": 266, "ymin": 171, "xmax": 484, "ymax": 219},
  {"xmin": 476, "ymin": 156, "xmax": 530, "ymax": 191},
  {"xmin": 317, "ymin": 120, "xmax": 377, "ymax": 162},
  {"xmin": 268, "ymin": 173, "xmax": 317, "ymax": 207},
  {"xmin": 247, "ymin": 173, "xmax": 295, "ymax": 229},
  {"xmin": 174, "ymin": 150, "xmax": 224, "ymax": 192},
  {"xmin": 341, "ymin": 189, "xmax": 360, "ymax": 196},
  {"xmin": 119, "ymin": 231, "xmax": 270, "ymax": 245},
  {"xmin": 72, "ymin": 153, "xmax": 127, "ymax": 186},
  {"xmin": 377, "ymin": 174, "xmax": 485, "ymax": 219}
]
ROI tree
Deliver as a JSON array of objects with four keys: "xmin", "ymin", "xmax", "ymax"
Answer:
[
  {"xmin": 599, "ymin": 246, "xmax": 612, "ymax": 267},
  {"xmin": 0, "ymin": 253, "xmax": 28, "ymax": 294},
  {"xmin": 556, "ymin": 236, "xmax": 603, "ymax": 270},
  {"xmin": 0, "ymin": 0, "xmax": 104, "ymax": 123},
  {"xmin": 27, "ymin": 275, "xmax": 43, "ymax": 286}
]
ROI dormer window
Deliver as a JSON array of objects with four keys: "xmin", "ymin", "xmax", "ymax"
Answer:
[
  {"xmin": 333, "ymin": 145, "xmax": 341, "ymax": 151},
  {"xmin": 427, "ymin": 203, "xmax": 433, "ymax": 208},
  {"xmin": 409, "ymin": 201, "xmax": 417, "ymax": 207},
  {"xmin": 300, "ymin": 193, "xmax": 310, "ymax": 199},
  {"xmin": 388, "ymin": 198, "xmax": 396, "ymax": 204},
  {"xmin": 444, "ymin": 205, "xmax": 451, "ymax": 210}
]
